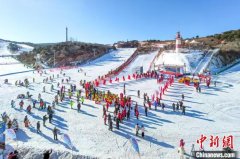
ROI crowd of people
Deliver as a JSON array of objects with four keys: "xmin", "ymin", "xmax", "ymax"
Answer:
[{"xmin": 1, "ymin": 67, "xmax": 213, "ymax": 159}]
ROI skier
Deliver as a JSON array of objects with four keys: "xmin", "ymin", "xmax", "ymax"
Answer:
[
  {"xmin": 141, "ymin": 125, "xmax": 145, "ymax": 138},
  {"xmin": 43, "ymin": 86, "xmax": 45, "ymax": 93},
  {"xmin": 37, "ymin": 121, "xmax": 41, "ymax": 133},
  {"xmin": 53, "ymin": 127, "xmax": 59, "ymax": 140},
  {"xmin": 135, "ymin": 123, "xmax": 139, "ymax": 136}
]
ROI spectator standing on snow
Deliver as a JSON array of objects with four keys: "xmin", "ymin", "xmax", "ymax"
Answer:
[
  {"xmin": 172, "ymin": 103, "xmax": 175, "ymax": 111},
  {"xmin": 11, "ymin": 100, "xmax": 15, "ymax": 108},
  {"xmin": 49, "ymin": 113, "xmax": 53, "ymax": 124},
  {"xmin": 109, "ymin": 119, "xmax": 113, "ymax": 131},
  {"xmin": 176, "ymin": 102, "xmax": 179, "ymax": 111},
  {"xmin": 127, "ymin": 108, "xmax": 130, "ymax": 120},
  {"xmin": 116, "ymin": 117, "xmax": 120, "ymax": 129},
  {"xmin": 77, "ymin": 102, "xmax": 81, "ymax": 112},
  {"xmin": 53, "ymin": 127, "xmax": 59, "ymax": 140},
  {"xmin": 37, "ymin": 121, "xmax": 41, "ymax": 133},
  {"xmin": 182, "ymin": 106, "xmax": 186, "ymax": 115},
  {"xmin": 162, "ymin": 103, "xmax": 165, "ymax": 111},
  {"xmin": 43, "ymin": 115, "xmax": 47, "ymax": 126},
  {"xmin": 144, "ymin": 105, "xmax": 148, "ymax": 117},
  {"xmin": 141, "ymin": 125, "xmax": 145, "ymax": 138},
  {"xmin": 135, "ymin": 123, "xmax": 139, "ymax": 136}
]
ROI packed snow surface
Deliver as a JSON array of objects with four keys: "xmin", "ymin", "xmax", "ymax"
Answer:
[{"xmin": 0, "ymin": 48, "xmax": 240, "ymax": 159}]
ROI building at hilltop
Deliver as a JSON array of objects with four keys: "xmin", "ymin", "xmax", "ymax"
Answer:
[
  {"xmin": 175, "ymin": 31, "xmax": 182, "ymax": 53},
  {"xmin": 152, "ymin": 32, "xmax": 187, "ymax": 76}
]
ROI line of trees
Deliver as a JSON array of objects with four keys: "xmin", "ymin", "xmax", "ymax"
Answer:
[{"xmin": 211, "ymin": 29, "xmax": 240, "ymax": 42}]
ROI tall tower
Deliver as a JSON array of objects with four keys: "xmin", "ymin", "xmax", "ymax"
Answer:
[
  {"xmin": 175, "ymin": 32, "xmax": 182, "ymax": 53},
  {"xmin": 66, "ymin": 27, "xmax": 68, "ymax": 42}
]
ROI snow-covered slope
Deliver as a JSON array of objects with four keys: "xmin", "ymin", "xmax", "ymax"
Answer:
[
  {"xmin": 0, "ymin": 47, "xmax": 240, "ymax": 159},
  {"xmin": 194, "ymin": 49, "xmax": 219, "ymax": 74},
  {"xmin": 0, "ymin": 41, "xmax": 33, "ymax": 56},
  {"xmin": 0, "ymin": 41, "xmax": 34, "ymax": 75},
  {"xmin": 17, "ymin": 44, "xmax": 34, "ymax": 53},
  {"xmin": 118, "ymin": 51, "xmax": 158, "ymax": 77}
]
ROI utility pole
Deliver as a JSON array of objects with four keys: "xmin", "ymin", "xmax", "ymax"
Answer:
[
  {"xmin": 93, "ymin": 48, "xmax": 96, "ymax": 57},
  {"xmin": 54, "ymin": 52, "xmax": 56, "ymax": 67},
  {"xmin": 66, "ymin": 27, "xmax": 68, "ymax": 42}
]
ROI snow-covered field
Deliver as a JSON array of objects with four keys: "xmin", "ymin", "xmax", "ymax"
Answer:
[{"xmin": 0, "ymin": 47, "xmax": 240, "ymax": 159}]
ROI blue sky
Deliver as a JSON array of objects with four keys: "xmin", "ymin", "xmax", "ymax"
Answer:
[{"xmin": 0, "ymin": 0, "xmax": 240, "ymax": 44}]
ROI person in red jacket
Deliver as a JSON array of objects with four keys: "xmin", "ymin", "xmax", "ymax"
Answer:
[
  {"xmin": 106, "ymin": 102, "xmax": 109, "ymax": 112},
  {"xmin": 118, "ymin": 112, "xmax": 121, "ymax": 122},
  {"xmin": 179, "ymin": 139, "xmax": 185, "ymax": 148},
  {"xmin": 135, "ymin": 109, "xmax": 139, "ymax": 120},
  {"xmin": 27, "ymin": 105, "xmax": 31, "ymax": 114}
]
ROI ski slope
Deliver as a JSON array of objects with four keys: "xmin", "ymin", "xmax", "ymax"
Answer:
[
  {"xmin": 194, "ymin": 49, "xmax": 219, "ymax": 74},
  {"xmin": 0, "ymin": 47, "xmax": 240, "ymax": 159},
  {"xmin": 118, "ymin": 51, "xmax": 158, "ymax": 77},
  {"xmin": 0, "ymin": 41, "xmax": 34, "ymax": 75},
  {"xmin": 0, "ymin": 41, "xmax": 33, "ymax": 56}
]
